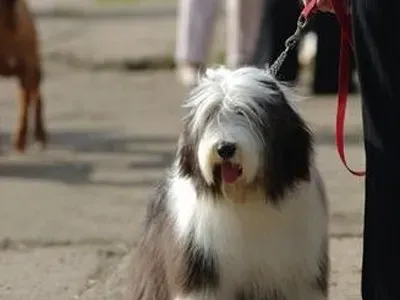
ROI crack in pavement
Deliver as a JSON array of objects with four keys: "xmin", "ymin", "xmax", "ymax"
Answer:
[
  {"xmin": 74, "ymin": 246, "xmax": 129, "ymax": 299},
  {"xmin": 0, "ymin": 237, "xmax": 132, "ymax": 252},
  {"xmin": 43, "ymin": 51, "xmax": 176, "ymax": 71},
  {"xmin": 33, "ymin": 6, "xmax": 177, "ymax": 20},
  {"xmin": 0, "ymin": 233, "xmax": 361, "ymax": 252},
  {"xmin": 330, "ymin": 232, "xmax": 363, "ymax": 239}
]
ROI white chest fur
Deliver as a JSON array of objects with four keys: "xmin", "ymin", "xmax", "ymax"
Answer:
[{"xmin": 168, "ymin": 175, "xmax": 327, "ymax": 299}]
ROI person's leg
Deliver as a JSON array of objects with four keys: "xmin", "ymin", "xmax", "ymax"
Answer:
[
  {"xmin": 175, "ymin": 0, "xmax": 221, "ymax": 85},
  {"xmin": 351, "ymin": 0, "xmax": 400, "ymax": 299},
  {"xmin": 312, "ymin": 13, "xmax": 357, "ymax": 94},
  {"xmin": 251, "ymin": 0, "xmax": 300, "ymax": 82},
  {"xmin": 225, "ymin": 0, "xmax": 264, "ymax": 68}
]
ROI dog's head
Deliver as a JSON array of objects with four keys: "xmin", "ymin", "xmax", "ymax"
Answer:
[{"xmin": 176, "ymin": 66, "xmax": 313, "ymax": 204}]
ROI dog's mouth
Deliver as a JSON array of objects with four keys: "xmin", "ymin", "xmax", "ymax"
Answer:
[{"xmin": 214, "ymin": 161, "xmax": 243, "ymax": 184}]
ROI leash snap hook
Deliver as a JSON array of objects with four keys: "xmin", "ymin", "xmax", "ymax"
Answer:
[
  {"xmin": 269, "ymin": 14, "xmax": 311, "ymax": 76},
  {"xmin": 297, "ymin": 15, "xmax": 308, "ymax": 29},
  {"xmin": 284, "ymin": 16, "xmax": 308, "ymax": 49}
]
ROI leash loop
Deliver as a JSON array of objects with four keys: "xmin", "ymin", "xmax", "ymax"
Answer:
[
  {"xmin": 330, "ymin": 0, "xmax": 365, "ymax": 176},
  {"xmin": 268, "ymin": 0, "xmax": 365, "ymax": 177}
]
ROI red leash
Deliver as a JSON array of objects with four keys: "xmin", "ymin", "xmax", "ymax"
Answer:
[{"xmin": 301, "ymin": 0, "xmax": 365, "ymax": 176}]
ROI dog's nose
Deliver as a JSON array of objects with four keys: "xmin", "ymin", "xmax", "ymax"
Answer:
[{"xmin": 217, "ymin": 142, "xmax": 236, "ymax": 159}]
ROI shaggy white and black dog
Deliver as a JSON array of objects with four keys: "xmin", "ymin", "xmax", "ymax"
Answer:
[{"xmin": 128, "ymin": 66, "xmax": 329, "ymax": 300}]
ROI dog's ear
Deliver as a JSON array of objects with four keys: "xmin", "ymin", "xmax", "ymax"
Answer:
[
  {"xmin": 176, "ymin": 129, "xmax": 196, "ymax": 178},
  {"xmin": 261, "ymin": 96, "xmax": 313, "ymax": 204}
]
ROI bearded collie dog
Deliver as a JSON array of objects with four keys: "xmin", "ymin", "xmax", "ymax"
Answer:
[{"xmin": 128, "ymin": 66, "xmax": 329, "ymax": 300}]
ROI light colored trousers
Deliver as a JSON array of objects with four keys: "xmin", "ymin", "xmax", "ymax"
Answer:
[{"xmin": 175, "ymin": 0, "xmax": 264, "ymax": 68}]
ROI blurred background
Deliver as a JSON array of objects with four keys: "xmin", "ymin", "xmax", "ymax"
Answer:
[{"xmin": 0, "ymin": 1, "xmax": 364, "ymax": 300}]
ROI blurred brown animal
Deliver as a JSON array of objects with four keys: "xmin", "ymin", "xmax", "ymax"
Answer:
[{"xmin": 0, "ymin": 0, "xmax": 46, "ymax": 152}]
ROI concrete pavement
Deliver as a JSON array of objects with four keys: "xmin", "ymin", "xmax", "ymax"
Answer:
[
  {"xmin": 28, "ymin": 0, "xmax": 176, "ymax": 17},
  {"xmin": 0, "ymin": 70, "xmax": 365, "ymax": 300},
  {"xmin": 36, "ymin": 14, "xmax": 225, "ymax": 71},
  {"xmin": 27, "ymin": 0, "xmax": 224, "ymax": 70},
  {"xmin": 0, "ymin": 2, "xmax": 364, "ymax": 299}
]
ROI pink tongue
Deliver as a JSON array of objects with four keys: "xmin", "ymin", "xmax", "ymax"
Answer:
[{"xmin": 221, "ymin": 163, "xmax": 241, "ymax": 183}]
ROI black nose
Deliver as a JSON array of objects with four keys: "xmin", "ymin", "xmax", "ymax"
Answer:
[{"xmin": 217, "ymin": 142, "xmax": 236, "ymax": 159}]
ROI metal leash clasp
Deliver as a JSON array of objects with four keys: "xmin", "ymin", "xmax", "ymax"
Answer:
[{"xmin": 268, "ymin": 15, "xmax": 309, "ymax": 77}]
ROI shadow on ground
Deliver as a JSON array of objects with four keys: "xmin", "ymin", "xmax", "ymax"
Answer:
[
  {"xmin": 315, "ymin": 129, "xmax": 364, "ymax": 145},
  {"xmin": 0, "ymin": 130, "xmax": 176, "ymax": 188},
  {"xmin": 0, "ymin": 127, "xmax": 362, "ymax": 187}
]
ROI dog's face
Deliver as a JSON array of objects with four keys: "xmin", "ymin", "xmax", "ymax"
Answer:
[{"xmin": 177, "ymin": 67, "xmax": 313, "ymax": 204}]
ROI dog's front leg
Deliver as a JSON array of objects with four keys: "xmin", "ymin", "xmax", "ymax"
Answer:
[
  {"xmin": 14, "ymin": 67, "xmax": 47, "ymax": 152},
  {"xmin": 168, "ymin": 241, "xmax": 220, "ymax": 300},
  {"xmin": 13, "ymin": 83, "xmax": 29, "ymax": 152},
  {"xmin": 31, "ymin": 68, "xmax": 47, "ymax": 149}
]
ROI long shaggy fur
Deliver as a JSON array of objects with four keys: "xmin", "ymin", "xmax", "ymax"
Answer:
[{"xmin": 128, "ymin": 66, "xmax": 329, "ymax": 300}]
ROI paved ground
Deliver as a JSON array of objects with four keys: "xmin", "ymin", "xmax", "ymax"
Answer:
[{"xmin": 0, "ymin": 2, "xmax": 364, "ymax": 300}]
